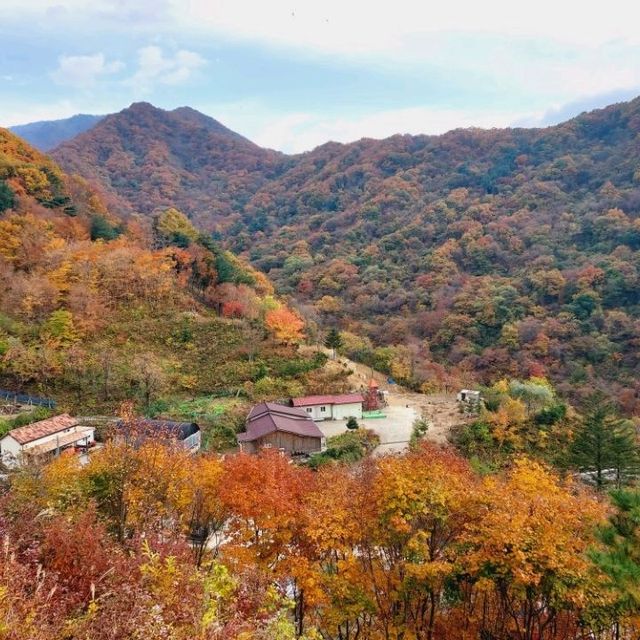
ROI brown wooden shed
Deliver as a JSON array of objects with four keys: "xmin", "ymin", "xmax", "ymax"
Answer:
[{"xmin": 237, "ymin": 402, "xmax": 325, "ymax": 455}]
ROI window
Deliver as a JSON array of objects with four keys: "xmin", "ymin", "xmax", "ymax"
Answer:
[
  {"xmin": 306, "ymin": 408, "xmax": 312, "ymax": 413},
  {"xmin": 320, "ymin": 406, "xmax": 326, "ymax": 412}
]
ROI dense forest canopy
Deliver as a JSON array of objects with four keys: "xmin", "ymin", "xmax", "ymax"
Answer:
[
  {"xmin": 52, "ymin": 97, "xmax": 640, "ymax": 407},
  {"xmin": 4, "ymin": 437, "xmax": 640, "ymax": 640}
]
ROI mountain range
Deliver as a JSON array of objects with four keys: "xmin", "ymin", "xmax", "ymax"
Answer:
[
  {"xmin": 11, "ymin": 98, "xmax": 640, "ymax": 405},
  {"xmin": 9, "ymin": 114, "xmax": 105, "ymax": 151}
]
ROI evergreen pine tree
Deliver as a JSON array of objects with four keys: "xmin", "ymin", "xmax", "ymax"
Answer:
[
  {"xmin": 324, "ymin": 328, "xmax": 343, "ymax": 359},
  {"xmin": 0, "ymin": 180, "xmax": 14, "ymax": 212},
  {"xmin": 346, "ymin": 416, "xmax": 359, "ymax": 430},
  {"xmin": 570, "ymin": 394, "xmax": 639, "ymax": 490},
  {"xmin": 590, "ymin": 489, "xmax": 640, "ymax": 632}
]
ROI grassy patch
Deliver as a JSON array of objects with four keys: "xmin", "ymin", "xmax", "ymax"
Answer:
[{"xmin": 148, "ymin": 395, "xmax": 249, "ymax": 453}]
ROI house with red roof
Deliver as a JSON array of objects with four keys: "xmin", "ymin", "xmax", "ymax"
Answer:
[
  {"xmin": 237, "ymin": 402, "xmax": 325, "ymax": 455},
  {"xmin": 290, "ymin": 393, "xmax": 364, "ymax": 421},
  {"xmin": 0, "ymin": 413, "xmax": 95, "ymax": 467}
]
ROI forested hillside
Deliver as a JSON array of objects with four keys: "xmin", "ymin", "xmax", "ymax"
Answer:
[
  {"xmin": 6, "ymin": 104, "xmax": 640, "ymax": 640},
  {"xmin": 52, "ymin": 98, "xmax": 640, "ymax": 407},
  {"xmin": 0, "ymin": 128, "xmax": 327, "ymax": 427},
  {"xmin": 53, "ymin": 102, "xmax": 284, "ymax": 221}
]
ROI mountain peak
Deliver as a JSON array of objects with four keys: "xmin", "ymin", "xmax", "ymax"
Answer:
[
  {"xmin": 170, "ymin": 105, "xmax": 242, "ymax": 137},
  {"xmin": 52, "ymin": 101, "xmax": 282, "ymax": 221},
  {"xmin": 126, "ymin": 101, "xmax": 158, "ymax": 112}
]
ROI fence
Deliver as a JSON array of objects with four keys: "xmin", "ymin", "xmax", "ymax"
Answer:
[{"xmin": 0, "ymin": 389, "xmax": 57, "ymax": 408}]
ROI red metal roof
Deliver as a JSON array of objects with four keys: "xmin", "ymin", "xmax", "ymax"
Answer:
[
  {"xmin": 238, "ymin": 403, "xmax": 324, "ymax": 442},
  {"xmin": 290, "ymin": 393, "xmax": 364, "ymax": 407},
  {"xmin": 6, "ymin": 414, "xmax": 78, "ymax": 445}
]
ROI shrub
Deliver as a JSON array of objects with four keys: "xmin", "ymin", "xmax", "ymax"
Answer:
[
  {"xmin": 308, "ymin": 429, "xmax": 380, "ymax": 469},
  {"xmin": 456, "ymin": 420, "xmax": 493, "ymax": 457},
  {"xmin": 90, "ymin": 215, "xmax": 121, "ymax": 241},
  {"xmin": 346, "ymin": 416, "xmax": 359, "ymax": 430},
  {"xmin": 535, "ymin": 403, "xmax": 567, "ymax": 426},
  {"xmin": 409, "ymin": 418, "xmax": 429, "ymax": 447}
]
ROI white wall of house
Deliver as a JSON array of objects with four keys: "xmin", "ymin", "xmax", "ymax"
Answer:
[
  {"xmin": 0, "ymin": 435, "xmax": 21, "ymax": 466},
  {"xmin": 303, "ymin": 405, "xmax": 332, "ymax": 421},
  {"xmin": 302, "ymin": 402, "xmax": 363, "ymax": 421},
  {"xmin": 333, "ymin": 402, "xmax": 363, "ymax": 420}
]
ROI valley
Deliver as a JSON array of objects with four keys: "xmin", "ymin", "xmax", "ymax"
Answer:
[
  {"xmin": 48, "ymin": 98, "xmax": 640, "ymax": 408},
  {"xmin": 2, "ymin": 96, "xmax": 640, "ymax": 639},
  {"xmin": 5, "ymin": 4, "xmax": 640, "ymax": 637}
]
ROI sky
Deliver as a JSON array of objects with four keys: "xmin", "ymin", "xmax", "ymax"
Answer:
[{"xmin": 1, "ymin": 0, "xmax": 639, "ymax": 153}]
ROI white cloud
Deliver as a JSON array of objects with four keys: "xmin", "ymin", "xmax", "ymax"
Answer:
[
  {"xmin": 126, "ymin": 46, "xmax": 206, "ymax": 92},
  {"xmin": 182, "ymin": 0, "xmax": 640, "ymax": 53},
  {"xmin": 50, "ymin": 53, "xmax": 124, "ymax": 88},
  {"xmin": 6, "ymin": 0, "xmax": 638, "ymax": 48},
  {"xmin": 180, "ymin": 1, "xmax": 640, "ymax": 108},
  {"xmin": 204, "ymin": 102, "xmax": 529, "ymax": 153},
  {"xmin": 0, "ymin": 99, "xmax": 80, "ymax": 127},
  {"xmin": 3, "ymin": 0, "xmax": 639, "ymax": 145}
]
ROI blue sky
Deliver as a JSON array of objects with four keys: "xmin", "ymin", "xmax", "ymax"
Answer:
[{"xmin": 1, "ymin": 0, "xmax": 639, "ymax": 152}]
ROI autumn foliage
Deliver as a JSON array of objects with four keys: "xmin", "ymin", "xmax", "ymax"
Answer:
[
  {"xmin": 51, "ymin": 98, "xmax": 640, "ymax": 406},
  {"xmin": 0, "ymin": 128, "xmax": 310, "ymax": 413},
  {"xmin": 265, "ymin": 307, "xmax": 305, "ymax": 344},
  {"xmin": 2, "ymin": 439, "xmax": 630, "ymax": 639}
]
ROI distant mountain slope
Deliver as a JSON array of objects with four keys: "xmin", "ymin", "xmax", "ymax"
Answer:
[
  {"xmin": 51, "ymin": 97, "xmax": 640, "ymax": 404},
  {"xmin": 53, "ymin": 102, "xmax": 284, "ymax": 220},
  {"xmin": 9, "ymin": 114, "xmax": 104, "ymax": 151}
]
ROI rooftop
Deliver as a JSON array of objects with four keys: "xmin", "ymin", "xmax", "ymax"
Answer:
[
  {"xmin": 115, "ymin": 419, "xmax": 200, "ymax": 441},
  {"xmin": 239, "ymin": 402, "xmax": 324, "ymax": 442},
  {"xmin": 247, "ymin": 402, "xmax": 310, "ymax": 420},
  {"xmin": 5, "ymin": 414, "xmax": 78, "ymax": 445},
  {"xmin": 290, "ymin": 393, "xmax": 365, "ymax": 408}
]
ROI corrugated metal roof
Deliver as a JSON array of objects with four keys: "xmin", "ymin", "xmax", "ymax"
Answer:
[
  {"xmin": 6, "ymin": 414, "xmax": 78, "ymax": 445},
  {"xmin": 115, "ymin": 419, "xmax": 200, "ymax": 441},
  {"xmin": 26, "ymin": 429, "xmax": 94, "ymax": 456},
  {"xmin": 290, "ymin": 393, "xmax": 364, "ymax": 407}
]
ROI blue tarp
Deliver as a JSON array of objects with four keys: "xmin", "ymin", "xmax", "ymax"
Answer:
[{"xmin": 0, "ymin": 389, "xmax": 56, "ymax": 408}]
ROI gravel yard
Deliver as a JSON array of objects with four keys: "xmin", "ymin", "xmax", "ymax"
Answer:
[
  {"xmin": 318, "ymin": 402, "xmax": 419, "ymax": 454},
  {"xmin": 314, "ymin": 351, "xmax": 471, "ymax": 454},
  {"xmin": 317, "ymin": 387, "xmax": 465, "ymax": 454}
]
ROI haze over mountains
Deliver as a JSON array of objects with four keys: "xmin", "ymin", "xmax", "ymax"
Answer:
[
  {"xmin": 9, "ymin": 114, "xmax": 105, "ymax": 151},
  {"xmin": 41, "ymin": 96, "xmax": 640, "ymax": 403}
]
